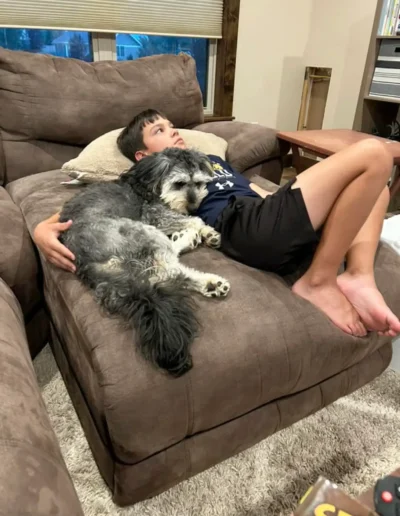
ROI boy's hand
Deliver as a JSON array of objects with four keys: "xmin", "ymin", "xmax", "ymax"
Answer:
[{"xmin": 33, "ymin": 218, "xmax": 76, "ymax": 273}]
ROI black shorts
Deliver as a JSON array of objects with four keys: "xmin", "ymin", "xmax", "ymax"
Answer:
[{"xmin": 214, "ymin": 178, "xmax": 320, "ymax": 276}]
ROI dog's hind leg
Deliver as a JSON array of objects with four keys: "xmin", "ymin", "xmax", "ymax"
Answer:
[
  {"xmin": 182, "ymin": 265, "xmax": 230, "ymax": 298},
  {"xmin": 151, "ymin": 248, "xmax": 230, "ymax": 298}
]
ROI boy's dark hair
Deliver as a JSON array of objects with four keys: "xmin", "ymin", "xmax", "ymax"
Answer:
[{"xmin": 117, "ymin": 108, "xmax": 166, "ymax": 163}]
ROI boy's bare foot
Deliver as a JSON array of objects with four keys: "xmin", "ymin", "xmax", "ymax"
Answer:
[
  {"xmin": 337, "ymin": 272, "xmax": 400, "ymax": 337},
  {"xmin": 292, "ymin": 277, "xmax": 367, "ymax": 337}
]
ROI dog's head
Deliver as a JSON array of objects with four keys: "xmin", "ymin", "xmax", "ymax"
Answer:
[{"xmin": 120, "ymin": 148, "xmax": 214, "ymax": 214}]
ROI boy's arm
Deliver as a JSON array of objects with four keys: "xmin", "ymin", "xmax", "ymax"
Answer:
[
  {"xmin": 249, "ymin": 182, "xmax": 273, "ymax": 198},
  {"xmin": 33, "ymin": 212, "xmax": 76, "ymax": 273}
]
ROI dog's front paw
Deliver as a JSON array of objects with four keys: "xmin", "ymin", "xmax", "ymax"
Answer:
[
  {"xmin": 201, "ymin": 274, "xmax": 230, "ymax": 298},
  {"xmin": 171, "ymin": 229, "xmax": 201, "ymax": 254},
  {"xmin": 200, "ymin": 226, "xmax": 221, "ymax": 249}
]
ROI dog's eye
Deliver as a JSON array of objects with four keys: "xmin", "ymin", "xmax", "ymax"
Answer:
[
  {"xmin": 174, "ymin": 181, "xmax": 186, "ymax": 189},
  {"xmin": 195, "ymin": 182, "xmax": 204, "ymax": 188}
]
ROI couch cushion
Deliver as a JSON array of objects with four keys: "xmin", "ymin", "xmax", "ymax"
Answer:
[
  {"xmin": 0, "ymin": 49, "xmax": 203, "ymax": 184},
  {"xmin": 7, "ymin": 170, "xmax": 400, "ymax": 465},
  {"xmin": 193, "ymin": 121, "xmax": 288, "ymax": 172}
]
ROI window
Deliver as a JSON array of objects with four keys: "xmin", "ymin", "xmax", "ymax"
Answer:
[
  {"xmin": 0, "ymin": 28, "xmax": 215, "ymax": 112},
  {"xmin": 116, "ymin": 45, "xmax": 125, "ymax": 58},
  {"xmin": 0, "ymin": 28, "xmax": 93, "ymax": 61}
]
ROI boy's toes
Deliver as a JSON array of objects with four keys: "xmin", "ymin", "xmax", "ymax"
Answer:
[
  {"xmin": 348, "ymin": 321, "xmax": 365, "ymax": 337},
  {"xmin": 387, "ymin": 313, "xmax": 400, "ymax": 334},
  {"xmin": 355, "ymin": 321, "xmax": 367, "ymax": 337}
]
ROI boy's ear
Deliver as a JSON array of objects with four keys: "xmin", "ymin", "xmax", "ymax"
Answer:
[{"xmin": 135, "ymin": 150, "xmax": 149, "ymax": 162}]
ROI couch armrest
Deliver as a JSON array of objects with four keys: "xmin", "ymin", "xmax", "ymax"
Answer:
[
  {"xmin": 0, "ymin": 187, "xmax": 41, "ymax": 318},
  {"xmin": 192, "ymin": 121, "xmax": 290, "ymax": 172},
  {"xmin": 0, "ymin": 279, "xmax": 84, "ymax": 516},
  {"xmin": 0, "ymin": 131, "xmax": 5, "ymax": 187}
]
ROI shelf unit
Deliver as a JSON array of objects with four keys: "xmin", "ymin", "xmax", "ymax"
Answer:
[
  {"xmin": 354, "ymin": 0, "xmax": 400, "ymax": 133},
  {"xmin": 365, "ymin": 95, "xmax": 400, "ymax": 104}
]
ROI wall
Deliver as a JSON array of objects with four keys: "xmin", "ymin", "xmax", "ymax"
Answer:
[
  {"xmin": 233, "ymin": 0, "xmax": 378, "ymax": 130},
  {"xmin": 303, "ymin": 0, "xmax": 378, "ymax": 129},
  {"xmin": 232, "ymin": 0, "xmax": 313, "ymax": 129}
]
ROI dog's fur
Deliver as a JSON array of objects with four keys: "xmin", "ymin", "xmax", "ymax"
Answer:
[{"xmin": 59, "ymin": 148, "xmax": 230, "ymax": 377}]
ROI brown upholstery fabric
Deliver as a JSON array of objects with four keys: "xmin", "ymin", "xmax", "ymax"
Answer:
[
  {"xmin": 0, "ymin": 279, "xmax": 83, "ymax": 515},
  {"xmin": 193, "ymin": 121, "xmax": 290, "ymax": 173},
  {"xmin": 26, "ymin": 307, "xmax": 50, "ymax": 359},
  {"xmin": 244, "ymin": 158, "xmax": 284, "ymax": 185},
  {"xmin": 51, "ymin": 312, "xmax": 391, "ymax": 507},
  {"xmin": 0, "ymin": 49, "xmax": 204, "ymax": 184},
  {"xmin": 112, "ymin": 345, "xmax": 391, "ymax": 506},
  {"xmin": 0, "ymin": 186, "xmax": 48, "ymax": 354},
  {"xmin": 6, "ymin": 171, "xmax": 400, "ymax": 500},
  {"xmin": 1, "ymin": 140, "xmax": 83, "ymax": 186}
]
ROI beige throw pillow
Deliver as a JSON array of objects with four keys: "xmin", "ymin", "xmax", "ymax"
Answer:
[{"xmin": 62, "ymin": 128, "xmax": 228, "ymax": 184}]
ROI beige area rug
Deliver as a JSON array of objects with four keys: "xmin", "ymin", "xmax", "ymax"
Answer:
[{"xmin": 34, "ymin": 345, "xmax": 400, "ymax": 516}]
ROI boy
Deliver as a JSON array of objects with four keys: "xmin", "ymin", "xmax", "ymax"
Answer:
[{"xmin": 33, "ymin": 109, "xmax": 400, "ymax": 338}]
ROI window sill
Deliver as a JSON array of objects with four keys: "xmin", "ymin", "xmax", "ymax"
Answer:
[{"xmin": 204, "ymin": 116, "xmax": 235, "ymax": 122}]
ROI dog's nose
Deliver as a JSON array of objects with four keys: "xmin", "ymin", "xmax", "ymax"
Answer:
[
  {"xmin": 187, "ymin": 191, "xmax": 197, "ymax": 205},
  {"xmin": 187, "ymin": 200, "xmax": 199, "ymax": 214}
]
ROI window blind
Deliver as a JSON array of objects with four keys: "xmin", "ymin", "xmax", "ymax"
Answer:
[{"xmin": 0, "ymin": 0, "xmax": 223, "ymax": 38}]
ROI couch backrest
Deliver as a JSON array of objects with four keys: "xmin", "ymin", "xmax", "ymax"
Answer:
[{"xmin": 0, "ymin": 49, "xmax": 204, "ymax": 185}]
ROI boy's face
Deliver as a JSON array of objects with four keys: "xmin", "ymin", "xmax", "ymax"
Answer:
[{"xmin": 136, "ymin": 116, "xmax": 186, "ymax": 161}]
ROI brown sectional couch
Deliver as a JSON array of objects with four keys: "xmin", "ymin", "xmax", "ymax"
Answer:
[{"xmin": 0, "ymin": 47, "xmax": 399, "ymax": 508}]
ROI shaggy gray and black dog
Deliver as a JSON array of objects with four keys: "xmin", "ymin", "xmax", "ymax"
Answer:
[{"xmin": 59, "ymin": 148, "xmax": 230, "ymax": 377}]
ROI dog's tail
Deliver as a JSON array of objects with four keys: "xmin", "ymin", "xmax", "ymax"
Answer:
[{"xmin": 89, "ymin": 268, "xmax": 199, "ymax": 377}]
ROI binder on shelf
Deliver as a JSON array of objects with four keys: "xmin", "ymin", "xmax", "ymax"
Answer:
[
  {"xmin": 379, "ymin": 0, "xmax": 400, "ymax": 35},
  {"xmin": 370, "ymin": 40, "xmax": 400, "ymax": 98},
  {"xmin": 384, "ymin": 0, "xmax": 395, "ymax": 34},
  {"xmin": 378, "ymin": 0, "xmax": 390, "ymax": 34}
]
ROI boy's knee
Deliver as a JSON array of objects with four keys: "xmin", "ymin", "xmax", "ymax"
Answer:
[{"xmin": 357, "ymin": 139, "xmax": 393, "ymax": 170}]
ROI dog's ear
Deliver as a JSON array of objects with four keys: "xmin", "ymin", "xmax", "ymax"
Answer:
[
  {"xmin": 119, "ymin": 153, "xmax": 172, "ymax": 201},
  {"xmin": 198, "ymin": 154, "xmax": 214, "ymax": 178}
]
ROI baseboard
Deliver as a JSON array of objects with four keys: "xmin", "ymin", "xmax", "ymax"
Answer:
[{"xmin": 390, "ymin": 337, "xmax": 400, "ymax": 372}]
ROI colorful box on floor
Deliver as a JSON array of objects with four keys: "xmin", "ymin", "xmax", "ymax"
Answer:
[{"xmin": 293, "ymin": 477, "xmax": 377, "ymax": 516}]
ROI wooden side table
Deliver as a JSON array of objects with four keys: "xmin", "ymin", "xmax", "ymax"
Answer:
[{"xmin": 277, "ymin": 129, "xmax": 400, "ymax": 204}]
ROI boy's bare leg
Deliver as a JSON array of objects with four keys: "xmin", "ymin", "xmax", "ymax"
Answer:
[
  {"xmin": 290, "ymin": 139, "xmax": 399, "ymax": 336},
  {"xmin": 337, "ymin": 186, "xmax": 400, "ymax": 337}
]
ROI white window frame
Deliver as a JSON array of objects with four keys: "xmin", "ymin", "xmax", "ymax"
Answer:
[
  {"xmin": 92, "ymin": 32, "xmax": 116, "ymax": 61},
  {"xmin": 92, "ymin": 33, "xmax": 216, "ymax": 114},
  {"xmin": 204, "ymin": 39, "xmax": 217, "ymax": 115}
]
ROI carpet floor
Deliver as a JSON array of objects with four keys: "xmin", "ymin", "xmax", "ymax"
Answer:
[{"xmin": 34, "ymin": 345, "xmax": 400, "ymax": 516}]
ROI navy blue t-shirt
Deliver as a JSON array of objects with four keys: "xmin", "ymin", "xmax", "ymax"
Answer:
[{"xmin": 195, "ymin": 155, "xmax": 260, "ymax": 227}]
